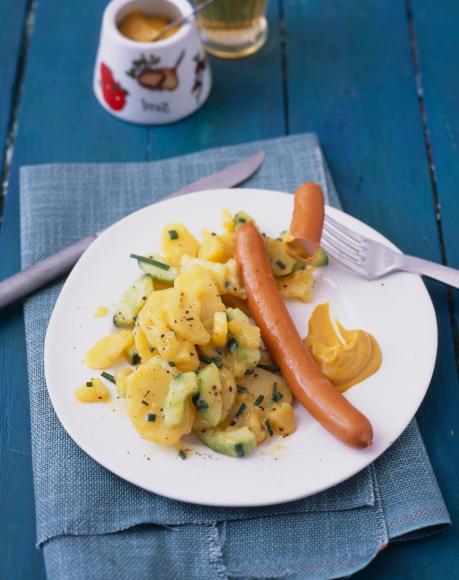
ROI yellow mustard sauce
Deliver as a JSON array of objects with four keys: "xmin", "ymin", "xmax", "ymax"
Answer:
[
  {"xmin": 75, "ymin": 378, "xmax": 111, "ymax": 403},
  {"xmin": 94, "ymin": 306, "xmax": 108, "ymax": 318},
  {"xmin": 304, "ymin": 303, "xmax": 382, "ymax": 392},
  {"xmin": 119, "ymin": 10, "xmax": 180, "ymax": 42}
]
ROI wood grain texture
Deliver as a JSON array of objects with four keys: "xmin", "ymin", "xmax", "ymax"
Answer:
[
  {"xmin": 0, "ymin": 0, "xmax": 284, "ymax": 578},
  {"xmin": 283, "ymin": 0, "xmax": 459, "ymax": 577},
  {"xmin": 0, "ymin": 0, "xmax": 29, "ymax": 202}
]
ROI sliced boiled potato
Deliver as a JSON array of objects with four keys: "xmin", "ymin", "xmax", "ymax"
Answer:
[
  {"xmin": 236, "ymin": 367, "xmax": 292, "ymax": 407},
  {"xmin": 276, "ymin": 268, "xmax": 314, "ymax": 303},
  {"xmin": 199, "ymin": 230, "xmax": 228, "ymax": 263},
  {"xmin": 86, "ymin": 330, "xmax": 134, "ymax": 369},
  {"xmin": 115, "ymin": 367, "xmax": 134, "ymax": 398},
  {"xmin": 212, "ymin": 311, "xmax": 228, "ymax": 347},
  {"xmin": 75, "ymin": 378, "xmax": 111, "ymax": 403},
  {"xmin": 162, "ymin": 288, "xmax": 209, "ymax": 345},
  {"xmin": 266, "ymin": 402, "xmax": 296, "ymax": 436},
  {"xmin": 126, "ymin": 360, "xmax": 194, "ymax": 446},
  {"xmin": 221, "ymin": 208, "xmax": 235, "ymax": 233},
  {"xmin": 179, "ymin": 257, "xmax": 246, "ymax": 299},
  {"xmin": 175, "ymin": 266, "xmax": 225, "ymax": 332},
  {"xmin": 133, "ymin": 322, "xmax": 154, "ymax": 362},
  {"xmin": 227, "ymin": 319, "xmax": 261, "ymax": 349},
  {"xmin": 161, "ymin": 223, "xmax": 199, "ymax": 266}
]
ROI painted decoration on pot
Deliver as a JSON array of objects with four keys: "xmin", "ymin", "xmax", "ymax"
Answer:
[
  {"xmin": 100, "ymin": 63, "xmax": 128, "ymax": 111},
  {"xmin": 126, "ymin": 51, "xmax": 185, "ymax": 91}
]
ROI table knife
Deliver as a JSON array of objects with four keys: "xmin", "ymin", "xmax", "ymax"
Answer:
[{"xmin": 0, "ymin": 151, "xmax": 265, "ymax": 309}]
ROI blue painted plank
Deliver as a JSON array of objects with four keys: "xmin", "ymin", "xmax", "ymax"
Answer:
[
  {"xmin": 410, "ymin": 0, "xmax": 459, "ymax": 272},
  {"xmin": 0, "ymin": 0, "xmax": 28, "ymax": 169},
  {"xmin": 284, "ymin": 0, "xmax": 459, "ymax": 577},
  {"xmin": 0, "ymin": 0, "xmax": 284, "ymax": 578}
]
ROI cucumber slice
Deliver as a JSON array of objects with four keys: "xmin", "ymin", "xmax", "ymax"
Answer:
[
  {"xmin": 195, "ymin": 363, "xmax": 223, "ymax": 427},
  {"xmin": 310, "ymin": 247, "xmax": 328, "ymax": 267},
  {"xmin": 134, "ymin": 254, "xmax": 177, "ymax": 283},
  {"xmin": 198, "ymin": 426, "xmax": 257, "ymax": 457},
  {"xmin": 226, "ymin": 337, "xmax": 260, "ymax": 377},
  {"xmin": 113, "ymin": 274, "xmax": 153, "ymax": 329},
  {"xmin": 164, "ymin": 372, "xmax": 198, "ymax": 428},
  {"xmin": 293, "ymin": 247, "xmax": 328, "ymax": 270},
  {"xmin": 226, "ymin": 307, "xmax": 249, "ymax": 323}
]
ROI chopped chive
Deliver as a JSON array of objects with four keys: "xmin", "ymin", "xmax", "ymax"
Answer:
[
  {"xmin": 237, "ymin": 217, "xmax": 246, "ymax": 223},
  {"xmin": 86, "ymin": 381, "xmax": 93, "ymax": 387},
  {"xmin": 237, "ymin": 385, "xmax": 248, "ymax": 393},
  {"xmin": 271, "ymin": 382, "xmax": 283, "ymax": 403},
  {"xmin": 101, "ymin": 371, "xmax": 116, "ymax": 384},
  {"xmin": 141, "ymin": 400, "xmax": 149, "ymax": 406},
  {"xmin": 178, "ymin": 449, "xmax": 187, "ymax": 460},
  {"xmin": 131, "ymin": 353, "xmax": 141, "ymax": 365},
  {"xmin": 212, "ymin": 357, "xmax": 223, "ymax": 369},
  {"xmin": 186, "ymin": 317, "xmax": 194, "ymax": 321},
  {"xmin": 264, "ymin": 419, "xmax": 274, "ymax": 436},
  {"xmin": 224, "ymin": 280, "xmax": 231, "ymax": 289},
  {"xmin": 149, "ymin": 345, "xmax": 155, "ymax": 352},
  {"xmin": 168, "ymin": 230, "xmax": 179, "ymax": 240},
  {"xmin": 235, "ymin": 403, "xmax": 247, "ymax": 418},
  {"xmin": 234, "ymin": 443, "xmax": 245, "ymax": 457},
  {"xmin": 254, "ymin": 394, "xmax": 264, "ymax": 407},
  {"xmin": 147, "ymin": 413, "xmax": 156, "ymax": 422},
  {"xmin": 199, "ymin": 356, "xmax": 222, "ymax": 368},
  {"xmin": 144, "ymin": 390, "xmax": 150, "ymax": 397},
  {"xmin": 275, "ymin": 260, "xmax": 286, "ymax": 270},
  {"xmin": 192, "ymin": 394, "xmax": 209, "ymax": 411},
  {"xmin": 168, "ymin": 361, "xmax": 176, "ymax": 367},
  {"xmin": 132, "ymin": 315, "xmax": 138, "ymax": 321},
  {"xmin": 257, "ymin": 364, "xmax": 280, "ymax": 373},
  {"xmin": 130, "ymin": 253, "xmax": 170, "ymax": 271},
  {"xmin": 228, "ymin": 338, "xmax": 239, "ymax": 351}
]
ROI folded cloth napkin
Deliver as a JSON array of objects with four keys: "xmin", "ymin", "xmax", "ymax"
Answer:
[{"xmin": 20, "ymin": 133, "xmax": 450, "ymax": 580}]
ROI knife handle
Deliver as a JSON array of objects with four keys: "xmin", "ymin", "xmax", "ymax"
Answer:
[{"xmin": 0, "ymin": 234, "xmax": 96, "ymax": 310}]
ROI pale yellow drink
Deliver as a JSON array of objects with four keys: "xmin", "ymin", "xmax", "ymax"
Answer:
[{"xmin": 197, "ymin": 0, "xmax": 268, "ymax": 59}]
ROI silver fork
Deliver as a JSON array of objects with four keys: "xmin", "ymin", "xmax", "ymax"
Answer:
[{"xmin": 322, "ymin": 213, "xmax": 459, "ymax": 289}]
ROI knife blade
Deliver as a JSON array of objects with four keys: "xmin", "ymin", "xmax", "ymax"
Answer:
[{"xmin": 0, "ymin": 151, "xmax": 265, "ymax": 309}]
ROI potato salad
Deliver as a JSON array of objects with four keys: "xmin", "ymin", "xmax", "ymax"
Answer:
[{"xmin": 78, "ymin": 210, "xmax": 327, "ymax": 458}]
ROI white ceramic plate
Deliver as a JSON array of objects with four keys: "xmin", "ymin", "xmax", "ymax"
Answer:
[{"xmin": 45, "ymin": 189, "xmax": 437, "ymax": 507}]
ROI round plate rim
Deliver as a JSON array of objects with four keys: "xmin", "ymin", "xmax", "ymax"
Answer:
[{"xmin": 44, "ymin": 188, "xmax": 438, "ymax": 507}]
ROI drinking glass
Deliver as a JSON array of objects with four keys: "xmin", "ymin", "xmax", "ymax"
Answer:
[{"xmin": 196, "ymin": 0, "xmax": 268, "ymax": 59}]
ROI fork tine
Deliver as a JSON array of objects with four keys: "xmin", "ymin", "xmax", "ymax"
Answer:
[
  {"xmin": 324, "ymin": 214, "xmax": 367, "ymax": 247},
  {"xmin": 321, "ymin": 238, "xmax": 366, "ymax": 274},
  {"xmin": 322, "ymin": 229, "xmax": 364, "ymax": 259},
  {"xmin": 323, "ymin": 221, "xmax": 366, "ymax": 254},
  {"xmin": 322, "ymin": 232, "xmax": 365, "ymax": 265}
]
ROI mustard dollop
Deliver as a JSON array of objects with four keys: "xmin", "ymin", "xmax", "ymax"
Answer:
[
  {"xmin": 304, "ymin": 303, "xmax": 382, "ymax": 392},
  {"xmin": 119, "ymin": 10, "xmax": 180, "ymax": 42}
]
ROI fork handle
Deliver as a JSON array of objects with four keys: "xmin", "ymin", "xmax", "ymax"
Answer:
[{"xmin": 400, "ymin": 255, "xmax": 459, "ymax": 289}]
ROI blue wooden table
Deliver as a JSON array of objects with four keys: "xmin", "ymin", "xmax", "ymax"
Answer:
[{"xmin": 1, "ymin": 1, "xmax": 458, "ymax": 577}]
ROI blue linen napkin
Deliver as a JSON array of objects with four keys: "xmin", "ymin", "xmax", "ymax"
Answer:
[{"xmin": 20, "ymin": 134, "xmax": 450, "ymax": 579}]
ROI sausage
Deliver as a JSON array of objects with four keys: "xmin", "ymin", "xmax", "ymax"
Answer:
[
  {"xmin": 285, "ymin": 182, "xmax": 325, "ymax": 262},
  {"xmin": 235, "ymin": 222, "xmax": 373, "ymax": 448}
]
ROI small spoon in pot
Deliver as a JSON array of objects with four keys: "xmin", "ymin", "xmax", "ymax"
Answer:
[{"xmin": 151, "ymin": 0, "xmax": 216, "ymax": 42}]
